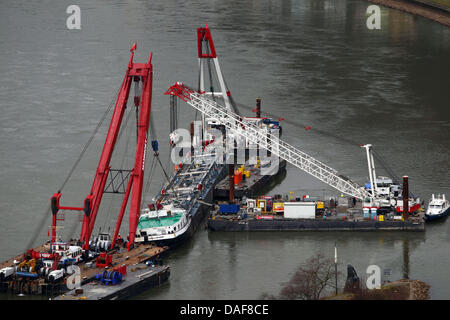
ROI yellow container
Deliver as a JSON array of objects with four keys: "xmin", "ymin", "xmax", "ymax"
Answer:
[
  {"xmin": 378, "ymin": 215, "xmax": 384, "ymax": 222},
  {"xmin": 257, "ymin": 199, "xmax": 267, "ymax": 213},
  {"xmin": 289, "ymin": 191, "xmax": 295, "ymax": 201},
  {"xmin": 273, "ymin": 202, "xmax": 284, "ymax": 213},
  {"xmin": 316, "ymin": 201, "xmax": 324, "ymax": 209}
]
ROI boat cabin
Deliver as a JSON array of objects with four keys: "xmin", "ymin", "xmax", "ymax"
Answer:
[{"xmin": 51, "ymin": 242, "xmax": 83, "ymax": 264}]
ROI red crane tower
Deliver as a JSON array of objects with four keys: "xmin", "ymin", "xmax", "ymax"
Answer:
[{"xmin": 50, "ymin": 44, "xmax": 153, "ymax": 251}]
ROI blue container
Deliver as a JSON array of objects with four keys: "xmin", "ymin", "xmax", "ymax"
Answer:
[
  {"xmin": 16, "ymin": 271, "xmax": 38, "ymax": 279},
  {"xmin": 370, "ymin": 208, "xmax": 377, "ymax": 220},
  {"xmin": 219, "ymin": 204, "xmax": 240, "ymax": 214},
  {"xmin": 363, "ymin": 208, "xmax": 370, "ymax": 219}
]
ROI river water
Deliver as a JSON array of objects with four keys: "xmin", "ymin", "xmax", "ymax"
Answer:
[{"xmin": 0, "ymin": 0, "xmax": 449, "ymax": 299}]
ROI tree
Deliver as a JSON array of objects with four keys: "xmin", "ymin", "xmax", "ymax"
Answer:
[{"xmin": 277, "ymin": 253, "xmax": 339, "ymax": 300}]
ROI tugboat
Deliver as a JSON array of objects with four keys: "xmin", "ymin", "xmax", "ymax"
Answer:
[{"xmin": 425, "ymin": 194, "xmax": 450, "ymax": 221}]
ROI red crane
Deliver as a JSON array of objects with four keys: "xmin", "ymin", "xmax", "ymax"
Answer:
[{"xmin": 50, "ymin": 44, "xmax": 153, "ymax": 251}]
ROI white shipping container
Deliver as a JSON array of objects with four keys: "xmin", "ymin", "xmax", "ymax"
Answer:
[{"xmin": 284, "ymin": 202, "xmax": 316, "ymax": 219}]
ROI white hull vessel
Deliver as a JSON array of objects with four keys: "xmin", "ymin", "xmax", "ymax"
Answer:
[
  {"xmin": 135, "ymin": 206, "xmax": 191, "ymax": 244},
  {"xmin": 425, "ymin": 194, "xmax": 450, "ymax": 221}
]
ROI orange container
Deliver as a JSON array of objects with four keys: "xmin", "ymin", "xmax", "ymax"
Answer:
[{"xmin": 234, "ymin": 171, "xmax": 242, "ymax": 184}]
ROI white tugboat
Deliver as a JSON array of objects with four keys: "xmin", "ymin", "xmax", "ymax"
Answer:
[{"xmin": 425, "ymin": 194, "xmax": 450, "ymax": 221}]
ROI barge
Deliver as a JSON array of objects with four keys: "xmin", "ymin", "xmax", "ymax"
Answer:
[
  {"xmin": 0, "ymin": 242, "xmax": 168, "ymax": 297},
  {"xmin": 56, "ymin": 264, "xmax": 170, "ymax": 300},
  {"xmin": 208, "ymin": 194, "xmax": 425, "ymax": 232},
  {"xmin": 214, "ymin": 159, "xmax": 287, "ymax": 200},
  {"xmin": 208, "ymin": 216, "xmax": 425, "ymax": 232}
]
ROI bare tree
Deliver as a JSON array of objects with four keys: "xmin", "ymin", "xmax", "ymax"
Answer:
[{"xmin": 277, "ymin": 253, "xmax": 339, "ymax": 300}]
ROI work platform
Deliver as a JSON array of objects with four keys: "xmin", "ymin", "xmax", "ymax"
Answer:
[
  {"xmin": 56, "ymin": 264, "xmax": 170, "ymax": 300},
  {"xmin": 0, "ymin": 243, "xmax": 168, "ymax": 298},
  {"xmin": 214, "ymin": 160, "xmax": 287, "ymax": 200},
  {"xmin": 208, "ymin": 196, "xmax": 425, "ymax": 233},
  {"xmin": 208, "ymin": 217, "xmax": 425, "ymax": 232}
]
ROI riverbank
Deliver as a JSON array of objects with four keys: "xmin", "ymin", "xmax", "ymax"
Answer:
[
  {"xmin": 369, "ymin": 0, "xmax": 450, "ymax": 27},
  {"xmin": 325, "ymin": 279, "xmax": 431, "ymax": 300}
]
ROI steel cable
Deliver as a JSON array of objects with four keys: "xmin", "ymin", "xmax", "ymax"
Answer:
[{"xmin": 24, "ymin": 87, "xmax": 120, "ymax": 251}]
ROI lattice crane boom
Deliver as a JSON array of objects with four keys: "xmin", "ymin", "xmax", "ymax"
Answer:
[{"xmin": 165, "ymin": 82, "xmax": 372, "ymax": 201}]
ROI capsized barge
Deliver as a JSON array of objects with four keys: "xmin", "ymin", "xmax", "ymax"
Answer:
[
  {"xmin": 134, "ymin": 25, "xmax": 287, "ymax": 246},
  {"xmin": 135, "ymin": 152, "xmax": 227, "ymax": 246}
]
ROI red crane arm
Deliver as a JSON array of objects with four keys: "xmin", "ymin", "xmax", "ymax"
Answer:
[
  {"xmin": 83, "ymin": 51, "xmax": 154, "ymax": 250},
  {"xmin": 127, "ymin": 56, "xmax": 153, "ymax": 249},
  {"xmin": 79, "ymin": 61, "xmax": 134, "ymax": 247},
  {"xmin": 50, "ymin": 46, "xmax": 153, "ymax": 251}
]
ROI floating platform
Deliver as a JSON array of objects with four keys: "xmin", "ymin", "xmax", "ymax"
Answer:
[
  {"xmin": 55, "ymin": 264, "xmax": 170, "ymax": 300},
  {"xmin": 0, "ymin": 243, "xmax": 168, "ymax": 297},
  {"xmin": 208, "ymin": 195, "xmax": 425, "ymax": 233},
  {"xmin": 214, "ymin": 160, "xmax": 287, "ymax": 200},
  {"xmin": 208, "ymin": 217, "xmax": 425, "ymax": 232}
]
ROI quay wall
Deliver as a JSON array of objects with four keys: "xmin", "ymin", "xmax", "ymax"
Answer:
[{"xmin": 369, "ymin": 0, "xmax": 450, "ymax": 27}]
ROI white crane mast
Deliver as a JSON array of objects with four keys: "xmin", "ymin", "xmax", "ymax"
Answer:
[
  {"xmin": 362, "ymin": 144, "xmax": 378, "ymax": 199},
  {"xmin": 165, "ymin": 82, "xmax": 373, "ymax": 201},
  {"xmin": 197, "ymin": 25, "xmax": 239, "ymax": 140}
]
